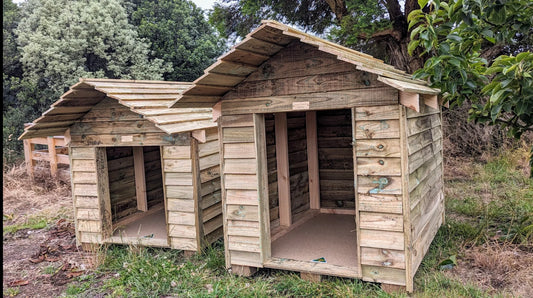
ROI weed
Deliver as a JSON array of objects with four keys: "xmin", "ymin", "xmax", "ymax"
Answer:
[{"xmin": 3, "ymin": 287, "xmax": 20, "ymax": 297}]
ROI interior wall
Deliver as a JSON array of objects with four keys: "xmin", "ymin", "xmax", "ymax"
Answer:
[
  {"xmin": 287, "ymin": 112, "xmax": 310, "ymax": 217},
  {"xmin": 143, "ymin": 146, "xmax": 163, "ymax": 209},
  {"xmin": 106, "ymin": 147, "xmax": 136, "ymax": 222},
  {"xmin": 317, "ymin": 109, "xmax": 355, "ymax": 209}
]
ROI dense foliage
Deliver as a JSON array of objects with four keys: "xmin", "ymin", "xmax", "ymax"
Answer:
[
  {"xmin": 3, "ymin": 0, "xmax": 222, "ymax": 164},
  {"xmin": 128, "ymin": 0, "xmax": 226, "ymax": 82}
]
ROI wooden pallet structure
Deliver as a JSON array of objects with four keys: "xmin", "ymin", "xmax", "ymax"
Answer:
[
  {"xmin": 22, "ymin": 129, "xmax": 70, "ymax": 181},
  {"xmin": 20, "ymin": 78, "xmax": 222, "ymax": 253},
  {"xmin": 171, "ymin": 20, "xmax": 445, "ymax": 292}
]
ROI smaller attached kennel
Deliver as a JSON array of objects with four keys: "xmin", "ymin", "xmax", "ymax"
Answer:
[
  {"xmin": 172, "ymin": 21, "xmax": 445, "ymax": 292},
  {"xmin": 20, "ymin": 79, "xmax": 223, "ymax": 253}
]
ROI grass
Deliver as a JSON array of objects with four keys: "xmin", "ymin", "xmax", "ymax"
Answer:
[
  {"xmin": 61, "ymin": 147, "xmax": 532, "ymax": 297},
  {"xmin": 2, "ymin": 216, "xmax": 49, "ymax": 236}
]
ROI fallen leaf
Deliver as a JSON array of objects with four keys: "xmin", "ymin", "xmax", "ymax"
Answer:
[
  {"xmin": 66, "ymin": 271, "xmax": 84, "ymax": 278},
  {"xmin": 8, "ymin": 280, "xmax": 29, "ymax": 287}
]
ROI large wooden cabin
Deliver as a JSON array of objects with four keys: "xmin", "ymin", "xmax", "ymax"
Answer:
[{"xmin": 171, "ymin": 20, "xmax": 444, "ymax": 292}]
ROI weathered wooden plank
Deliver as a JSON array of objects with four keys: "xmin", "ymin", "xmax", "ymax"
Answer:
[
  {"xmin": 356, "ymin": 139, "xmax": 401, "ymax": 158},
  {"xmin": 165, "ymin": 185, "xmax": 194, "ymax": 199},
  {"xmin": 230, "ymin": 250, "xmax": 262, "ymax": 267},
  {"xmin": 70, "ymin": 120, "xmax": 162, "ymax": 135},
  {"xmin": 224, "ymin": 143, "xmax": 256, "ymax": 158},
  {"xmin": 224, "ymin": 158, "xmax": 257, "ymax": 174},
  {"xmin": 406, "ymin": 113, "xmax": 441, "ymax": 137},
  {"xmin": 221, "ymin": 88, "xmax": 398, "ymax": 115},
  {"xmin": 198, "ymin": 140, "xmax": 219, "ymax": 157},
  {"xmin": 224, "ymin": 174, "xmax": 258, "ymax": 190},
  {"xmin": 168, "ymin": 224, "xmax": 197, "ymax": 238},
  {"xmin": 357, "ymin": 175, "xmax": 402, "ymax": 195},
  {"xmin": 70, "ymin": 147, "xmax": 95, "ymax": 159},
  {"xmin": 76, "ymin": 208, "xmax": 100, "ymax": 220},
  {"xmin": 361, "ymin": 265, "xmax": 406, "ymax": 286},
  {"xmin": 411, "ymin": 202, "xmax": 444, "ymax": 276},
  {"xmin": 228, "ymin": 235, "xmax": 261, "ymax": 253},
  {"xmin": 223, "ymin": 127, "xmax": 255, "ymax": 143},
  {"xmin": 354, "ymin": 105, "xmax": 400, "ymax": 121},
  {"xmin": 167, "ymin": 198, "xmax": 195, "ymax": 212},
  {"xmin": 220, "ymin": 115, "xmax": 254, "ymax": 127},
  {"xmin": 163, "ymin": 159, "xmax": 192, "ymax": 173},
  {"xmin": 70, "ymin": 132, "xmax": 190, "ymax": 147},
  {"xmin": 358, "ymin": 194, "xmax": 403, "ymax": 214},
  {"xmin": 226, "ymin": 205, "xmax": 259, "ymax": 221},
  {"xmin": 360, "ymin": 229, "xmax": 404, "ymax": 250},
  {"xmin": 167, "ymin": 211, "xmax": 196, "ymax": 225},
  {"xmin": 199, "ymin": 153, "xmax": 219, "ymax": 171},
  {"xmin": 75, "ymin": 196, "xmax": 98, "ymax": 208},
  {"xmin": 306, "ymin": 111, "xmax": 320, "ymax": 209},
  {"xmin": 164, "ymin": 172, "xmax": 193, "ymax": 186},
  {"xmin": 361, "ymin": 247, "xmax": 405, "ymax": 269},
  {"xmin": 170, "ymin": 237, "xmax": 197, "ymax": 250},
  {"xmin": 162, "ymin": 146, "xmax": 191, "ymax": 159},
  {"xmin": 355, "ymin": 120, "xmax": 400, "ymax": 139},
  {"xmin": 79, "ymin": 232, "xmax": 102, "ymax": 243},
  {"xmin": 357, "ymin": 157, "xmax": 401, "ymax": 176},
  {"xmin": 72, "ymin": 171, "xmax": 97, "ymax": 184},
  {"xmin": 74, "ymin": 183, "xmax": 98, "ymax": 196},
  {"xmin": 359, "ymin": 212, "xmax": 404, "ymax": 232},
  {"xmin": 72, "ymin": 159, "xmax": 96, "ymax": 172},
  {"xmin": 227, "ymin": 219, "xmax": 260, "ymax": 237},
  {"xmin": 77, "ymin": 220, "xmax": 102, "ymax": 233},
  {"xmin": 226, "ymin": 189, "xmax": 259, "ymax": 205}
]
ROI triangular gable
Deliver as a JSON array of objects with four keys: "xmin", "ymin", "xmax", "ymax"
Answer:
[
  {"xmin": 20, "ymin": 78, "xmax": 217, "ymax": 139},
  {"xmin": 170, "ymin": 20, "xmax": 440, "ymax": 109}
]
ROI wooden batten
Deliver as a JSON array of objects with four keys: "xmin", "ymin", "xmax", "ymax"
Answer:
[
  {"xmin": 274, "ymin": 113, "xmax": 291, "ymax": 227},
  {"xmin": 399, "ymin": 91, "xmax": 419, "ymax": 112},
  {"xmin": 306, "ymin": 111, "xmax": 320, "ymax": 209},
  {"xmin": 133, "ymin": 147, "xmax": 148, "ymax": 212}
]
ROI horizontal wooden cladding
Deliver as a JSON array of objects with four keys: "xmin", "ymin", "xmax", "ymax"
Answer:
[
  {"xmin": 74, "ymin": 196, "xmax": 98, "ymax": 208},
  {"xmin": 170, "ymin": 237, "xmax": 197, "ymax": 251},
  {"xmin": 407, "ymin": 126, "xmax": 442, "ymax": 155},
  {"xmin": 70, "ymin": 120, "xmax": 162, "ymax": 136},
  {"xmin": 224, "ymin": 71, "xmax": 388, "ymax": 100},
  {"xmin": 224, "ymin": 158, "xmax": 257, "ymax": 174},
  {"xmin": 168, "ymin": 224, "xmax": 197, "ymax": 238},
  {"xmin": 201, "ymin": 165, "xmax": 220, "ymax": 183},
  {"xmin": 166, "ymin": 185, "xmax": 194, "ymax": 199},
  {"xmin": 163, "ymin": 159, "xmax": 192, "ymax": 173},
  {"xmin": 228, "ymin": 235, "xmax": 261, "ymax": 253},
  {"xmin": 411, "ymin": 190, "xmax": 444, "ymax": 242},
  {"xmin": 198, "ymin": 140, "xmax": 219, "ymax": 157},
  {"xmin": 360, "ymin": 229, "xmax": 404, "ymax": 250},
  {"xmin": 355, "ymin": 119, "xmax": 399, "ymax": 139},
  {"xmin": 356, "ymin": 139, "xmax": 400, "ymax": 158},
  {"xmin": 223, "ymin": 143, "xmax": 256, "ymax": 158},
  {"xmin": 226, "ymin": 204, "xmax": 259, "ymax": 221},
  {"xmin": 226, "ymin": 189, "xmax": 259, "ymax": 205},
  {"xmin": 406, "ymin": 113, "xmax": 441, "ymax": 137},
  {"xmin": 167, "ymin": 211, "xmax": 195, "ymax": 225},
  {"xmin": 361, "ymin": 265, "xmax": 406, "ymax": 286},
  {"xmin": 199, "ymin": 153, "xmax": 220, "ymax": 171},
  {"xmin": 224, "ymin": 174, "xmax": 258, "ymax": 190},
  {"xmin": 359, "ymin": 194, "xmax": 402, "ymax": 214},
  {"xmin": 408, "ymin": 154, "xmax": 442, "ymax": 193},
  {"xmin": 76, "ymin": 208, "xmax": 99, "ymax": 220},
  {"xmin": 73, "ymin": 183, "xmax": 98, "ymax": 197},
  {"xmin": 411, "ymin": 201, "xmax": 444, "ymax": 276},
  {"xmin": 408, "ymin": 141, "xmax": 443, "ymax": 175},
  {"xmin": 79, "ymin": 232, "xmax": 102, "ymax": 244},
  {"xmin": 70, "ymin": 133, "xmax": 190, "ymax": 147},
  {"xmin": 72, "ymin": 159, "xmax": 96, "ymax": 172},
  {"xmin": 227, "ymin": 219, "xmax": 260, "ymax": 237},
  {"xmin": 167, "ymin": 198, "xmax": 194, "ymax": 212},
  {"xmin": 77, "ymin": 220, "xmax": 101, "ymax": 233},
  {"xmin": 361, "ymin": 247, "xmax": 405, "ymax": 269},
  {"xmin": 357, "ymin": 175, "xmax": 402, "ymax": 195},
  {"xmin": 164, "ymin": 172, "xmax": 193, "ymax": 186},
  {"xmin": 70, "ymin": 147, "xmax": 95, "ymax": 159},
  {"xmin": 219, "ymin": 114, "xmax": 254, "ymax": 128},
  {"xmin": 354, "ymin": 105, "xmax": 400, "ymax": 121},
  {"xmin": 359, "ymin": 212, "xmax": 403, "ymax": 232},
  {"xmin": 406, "ymin": 102, "xmax": 440, "ymax": 118},
  {"xmin": 357, "ymin": 157, "xmax": 401, "ymax": 176},
  {"xmin": 221, "ymin": 88, "xmax": 398, "ymax": 115},
  {"xmin": 72, "ymin": 171, "xmax": 97, "ymax": 184},
  {"xmin": 223, "ymin": 127, "xmax": 255, "ymax": 143},
  {"xmin": 230, "ymin": 250, "xmax": 262, "ymax": 267},
  {"xmin": 162, "ymin": 146, "xmax": 191, "ymax": 159}
]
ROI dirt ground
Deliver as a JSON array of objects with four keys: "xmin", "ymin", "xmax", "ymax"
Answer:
[{"xmin": 2, "ymin": 165, "xmax": 95, "ymax": 297}]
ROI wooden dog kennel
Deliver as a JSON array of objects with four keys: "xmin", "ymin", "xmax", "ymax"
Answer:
[
  {"xmin": 20, "ymin": 78, "xmax": 222, "ymax": 253},
  {"xmin": 171, "ymin": 21, "xmax": 444, "ymax": 291}
]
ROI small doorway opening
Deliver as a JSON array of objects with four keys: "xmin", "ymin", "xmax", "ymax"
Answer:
[
  {"xmin": 266, "ymin": 109, "xmax": 358, "ymax": 269},
  {"xmin": 106, "ymin": 146, "xmax": 168, "ymax": 246}
]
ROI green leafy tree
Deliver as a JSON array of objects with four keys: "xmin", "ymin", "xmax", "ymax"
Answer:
[
  {"xmin": 16, "ymin": 0, "xmax": 171, "ymax": 95},
  {"xmin": 209, "ymin": 0, "xmax": 427, "ymax": 72},
  {"xmin": 408, "ymin": 0, "xmax": 532, "ymax": 175},
  {"xmin": 128, "ymin": 0, "xmax": 226, "ymax": 82}
]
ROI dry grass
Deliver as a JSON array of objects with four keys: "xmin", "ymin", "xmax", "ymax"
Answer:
[
  {"xmin": 449, "ymin": 242, "xmax": 533, "ymax": 297},
  {"xmin": 2, "ymin": 162, "xmax": 72, "ymax": 226}
]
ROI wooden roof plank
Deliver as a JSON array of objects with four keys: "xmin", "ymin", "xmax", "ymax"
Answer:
[
  {"xmin": 378, "ymin": 77, "xmax": 440, "ymax": 94},
  {"xmin": 195, "ymin": 72, "xmax": 246, "ymax": 87},
  {"xmin": 236, "ymin": 36, "xmax": 285, "ymax": 56},
  {"xmin": 206, "ymin": 60, "xmax": 258, "ymax": 77}
]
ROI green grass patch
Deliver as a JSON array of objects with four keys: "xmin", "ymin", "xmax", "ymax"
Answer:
[{"xmin": 3, "ymin": 217, "xmax": 48, "ymax": 236}]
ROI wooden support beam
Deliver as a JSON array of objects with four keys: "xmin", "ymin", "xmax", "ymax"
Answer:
[
  {"xmin": 133, "ymin": 147, "xmax": 148, "ymax": 212},
  {"xmin": 47, "ymin": 136, "xmax": 58, "ymax": 177},
  {"xmin": 306, "ymin": 111, "xmax": 320, "ymax": 209},
  {"xmin": 275, "ymin": 113, "xmax": 292, "ymax": 227},
  {"xmin": 192, "ymin": 129, "xmax": 207, "ymax": 143},
  {"xmin": 422, "ymin": 94, "xmax": 438, "ymax": 110},
  {"xmin": 23, "ymin": 139, "xmax": 35, "ymax": 179},
  {"xmin": 399, "ymin": 91, "xmax": 420, "ymax": 112}
]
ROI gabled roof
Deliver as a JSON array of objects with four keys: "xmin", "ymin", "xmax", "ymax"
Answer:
[
  {"xmin": 171, "ymin": 20, "xmax": 440, "ymax": 109},
  {"xmin": 19, "ymin": 78, "xmax": 217, "ymax": 140}
]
